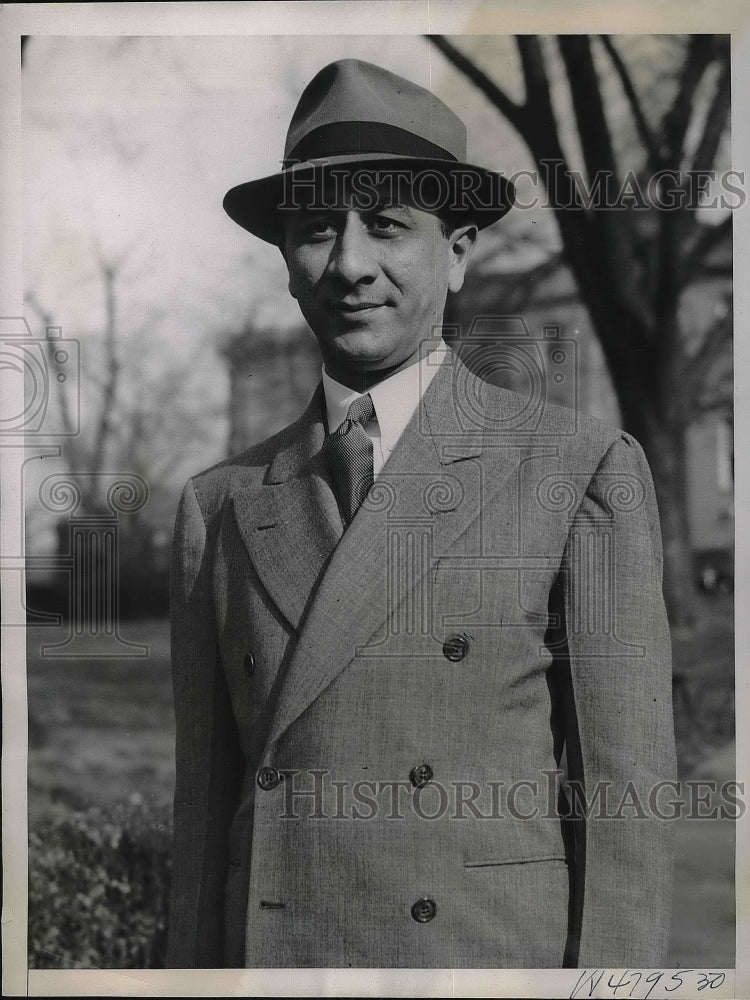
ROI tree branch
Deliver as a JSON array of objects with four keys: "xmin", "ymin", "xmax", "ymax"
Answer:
[
  {"xmin": 89, "ymin": 261, "xmax": 120, "ymax": 503},
  {"xmin": 660, "ymin": 35, "xmax": 717, "ymax": 167},
  {"xmin": 426, "ymin": 36, "xmax": 592, "ymax": 260},
  {"xmin": 511, "ymin": 37, "xmax": 585, "ymax": 216},
  {"xmin": 649, "ymin": 42, "xmax": 726, "ymax": 374},
  {"xmin": 683, "ymin": 298, "xmax": 732, "ymax": 410},
  {"xmin": 598, "ymin": 35, "xmax": 662, "ymax": 170},
  {"xmin": 556, "ymin": 36, "xmax": 651, "ymax": 332},
  {"xmin": 677, "ymin": 214, "xmax": 731, "ymax": 290},
  {"xmin": 425, "ymin": 35, "xmax": 527, "ymax": 135},
  {"xmin": 515, "ymin": 36, "xmax": 551, "ymax": 108},
  {"xmin": 557, "ymin": 36, "xmax": 618, "ymax": 185},
  {"xmin": 429, "ymin": 33, "xmax": 653, "ymax": 377},
  {"xmin": 689, "ymin": 58, "xmax": 730, "ymax": 175}
]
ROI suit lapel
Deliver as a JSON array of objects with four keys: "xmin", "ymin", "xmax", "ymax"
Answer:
[
  {"xmin": 266, "ymin": 352, "xmax": 517, "ymax": 746},
  {"xmin": 231, "ymin": 385, "xmax": 344, "ymax": 632}
]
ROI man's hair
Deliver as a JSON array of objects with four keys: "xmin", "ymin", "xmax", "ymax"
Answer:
[{"xmin": 437, "ymin": 213, "xmax": 459, "ymax": 240}]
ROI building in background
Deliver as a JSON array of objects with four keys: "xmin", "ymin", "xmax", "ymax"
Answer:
[{"xmin": 222, "ymin": 324, "xmax": 321, "ymax": 457}]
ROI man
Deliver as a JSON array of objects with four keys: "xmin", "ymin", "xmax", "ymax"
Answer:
[{"xmin": 168, "ymin": 59, "xmax": 676, "ymax": 969}]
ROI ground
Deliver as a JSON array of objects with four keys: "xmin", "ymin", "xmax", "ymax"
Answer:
[{"xmin": 26, "ymin": 593, "xmax": 735, "ymax": 968}]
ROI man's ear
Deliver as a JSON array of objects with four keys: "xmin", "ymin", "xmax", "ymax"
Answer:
[{"xmin": 447, "ymin": 224, "xmax": 478, "ymax": 294}]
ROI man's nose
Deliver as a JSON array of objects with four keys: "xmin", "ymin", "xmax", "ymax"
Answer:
[{"xmin": 328, "ymin": 214, "xmax": 378, "ymax": 285}]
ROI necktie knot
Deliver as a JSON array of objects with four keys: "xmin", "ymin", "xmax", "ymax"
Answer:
[{"xmin": 339, "ymin": 393, "xmax": 375, "ymax": 432}]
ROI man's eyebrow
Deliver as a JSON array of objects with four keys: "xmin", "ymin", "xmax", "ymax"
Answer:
[
  {"xmin": 300, "ymin": 207, "xmax": 338, "ymax": 216},
  {"xmin": 365, "ymin": 200, "xmax": 413, "ymax": 216},
  {"xmin": 304, "ymin": 205, "xmax": 413, "ymax": 217},
  {"xmin": 290, "ymin": 198, "xmax": 415, "ymax": 218}
]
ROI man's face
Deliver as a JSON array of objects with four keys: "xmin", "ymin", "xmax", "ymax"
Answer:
[{"xmin": 281, "ymin": 175, "xmax": 476, "ymax": 388}]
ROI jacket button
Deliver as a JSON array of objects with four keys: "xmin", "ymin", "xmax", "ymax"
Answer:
[
  {"xmin": 443, "ymin": 633, "xmax": 469, "ymax": 662},
  {"xmin": 244, "ymin": 651, "xmax": 255, "ymax": 676},
  {"xmin": 257, "ymin": 766, "xmax": 282, "ymax": 791},
  {"xmin": 409, "ymin": 763, "xmax": 433, "ymax": 789},
  {"xmin": 411, "ymin": 898, "xmax": 437, "ymax": 923}
]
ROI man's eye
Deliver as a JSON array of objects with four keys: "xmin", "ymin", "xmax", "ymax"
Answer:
[
  {"xmin": 369, "ymin": 215, "xmax": 401, "ymax": 234},
  {"xmin": 304, "ymin": 218, "xmax": 336, "ymax": 238}
]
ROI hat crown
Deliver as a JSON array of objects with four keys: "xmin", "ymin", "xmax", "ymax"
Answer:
[{"xmin": 284, "ymin": 58, "xmax": 467, "ymax": 163}]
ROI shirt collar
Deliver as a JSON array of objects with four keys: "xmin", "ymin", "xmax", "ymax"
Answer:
[{"xmin": 322, "ymin": 341, "xmax": 448, "ymax": 456}]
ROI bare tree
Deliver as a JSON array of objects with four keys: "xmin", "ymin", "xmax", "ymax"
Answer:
[
  {"xmin": 428, "ymin": 33, "xmax": 732, "ymax": 627},
  {"xmin": 27, "ymin": 248, "xmax": 135, "ymax": 517},
  {"xmin": 25, "ymin": 252, "xmax": 219, "ymax": 550}
]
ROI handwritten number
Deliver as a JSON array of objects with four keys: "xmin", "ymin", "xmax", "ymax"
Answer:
[
  {"xmin": 627, "ymin": 971, "xmax": 642, "ymax": 995},
  {"xmin": 570, "ymin": 967, "xmax": 723, "ymax": 998},
  {"xmin": 697, "ymin": 972, "xmax": 727, "ymax": 991},
  {"xmin": 665, "ymin": 970, "xmax": 692, "ymax": 992},
  {"xmin": 643, "ymin": 972, "xmax": 664, "ymax": 999},
  {"xmin": 608, "ymin": 970, "xmax": 632, "ymax": 993}
]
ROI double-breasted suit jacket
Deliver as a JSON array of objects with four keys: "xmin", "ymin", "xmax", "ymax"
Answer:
[{"xmin": 167, "ymin": 349, "xmax": 676, "ymax": 969}]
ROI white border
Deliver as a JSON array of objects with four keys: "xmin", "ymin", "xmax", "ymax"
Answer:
[{"xmin": 1, "ymin": 2, "xmax": 748, "ymax": 997}]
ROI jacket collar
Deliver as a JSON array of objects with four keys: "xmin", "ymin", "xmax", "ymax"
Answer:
[{"xmin": 231, "ymin": 384, "xmax": 344, "ymax": 633}]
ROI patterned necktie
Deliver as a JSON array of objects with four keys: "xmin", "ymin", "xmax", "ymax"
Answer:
[{"xmin": 326, "ymin": 393, "xmax": 376, "ymax": 525}]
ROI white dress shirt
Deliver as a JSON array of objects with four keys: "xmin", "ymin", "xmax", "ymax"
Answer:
[{"xmin": 322, "ymin": 342, "xmax": 448, "ymax": 478}]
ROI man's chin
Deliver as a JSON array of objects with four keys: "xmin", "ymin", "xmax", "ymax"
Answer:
[
  {"xmin": 327, "ymin": 331, "xmax": 396, "ymax": 368},
  {"xmin": 324, "ymin": 347, "xmax": 426, "ymax": 391}
]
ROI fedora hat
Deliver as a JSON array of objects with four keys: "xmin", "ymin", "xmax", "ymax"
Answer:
[{"xmin": 223, "ymin": 58, "xmax": 515, "ymax": 245}]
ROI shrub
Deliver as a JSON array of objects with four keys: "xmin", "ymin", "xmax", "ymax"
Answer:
[{"xmin": 28, "ymin": 800, "xmax": 172, "ymax": 969}]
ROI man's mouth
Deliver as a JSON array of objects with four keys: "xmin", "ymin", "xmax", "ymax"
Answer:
[{"xmin": 332, "ymin": 301, "xmax": 384, "ymax": 313}]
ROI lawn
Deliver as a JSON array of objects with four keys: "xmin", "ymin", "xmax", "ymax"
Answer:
[
  {"xmin": 27, "ymin": 619, "xmax": 175, "ymax": 823},
  {"xmin": 25, "ymin": 593, "xmax": 735, "ymax": 969}
]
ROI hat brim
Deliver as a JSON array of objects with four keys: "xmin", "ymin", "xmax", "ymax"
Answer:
[{"xmin": 223, "ymin": 155, "xmax": 515, "ymax": 245}]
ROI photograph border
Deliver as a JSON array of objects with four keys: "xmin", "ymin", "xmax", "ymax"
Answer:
[{"xmin": 1, "ymin": 2, "xmax": 747, "ymax": 997}]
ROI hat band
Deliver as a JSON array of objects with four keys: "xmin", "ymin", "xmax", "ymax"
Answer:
[{"xmin": 284, "ymin": 121, "xmax": 459, "ymax": 168}]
